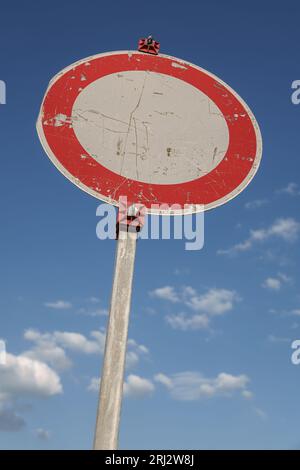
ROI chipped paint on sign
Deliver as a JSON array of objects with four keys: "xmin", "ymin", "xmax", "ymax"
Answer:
[
  {"xmin": 171, "ymin": 61, "xmax": 187, "ymax": 70},
  {"xmin": 36, "ymin": 50, "xmax": 262, "ymax": 215}
]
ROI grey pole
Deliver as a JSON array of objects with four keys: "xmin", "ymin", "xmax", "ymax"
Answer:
[{"xmin": 93, "ymin": 228, "xmax": 138, "ymax": 450}]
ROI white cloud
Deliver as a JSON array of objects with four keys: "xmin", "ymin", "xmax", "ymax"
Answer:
[
  {"xmin": 262, "ymin": 272, "xmax": 291, "ymax": 291},
  {"xmin": 53, "ymin": 331, "xmax": 104, "ymax": 354},
  {"xmin": 277, "ymin": 182, "xmax": 300, "ymax": 196},
  {"xmin": 23, "ymin": 330, "xmax": 71, "ymax": 371},
  {"xmin": 87, "ymin": 374, "xmax": 155, "ymax": 398},
  {"xmin": 126, "ymin": 340, "xmax": 149, "ymax": 369},
  {"xmin": 154, "ymin": 371, "xmax": 249, "ymax": 400},
  {"xmin": 0, "ymin": 345, "xmax": 62, "ymax": 433},
  {"xmin": 127, "ymin": 339, "xmax": 149, "ymax": 355},
  {"xmin": 150, "ymin": 286, "xmax": 179, "ymax": 303},
  {"xmin": 91, "ymin": 308, "xmax": 108, "ymax": 317},
  {"xmin": 164, "ymin": 287, "xmax": 240, "ymax": 331},
  {"xmin": 44, "ymin": 300, "xmax": 72, "ymax": 310},
  {"xmin": 218, "ymin": 218, "xmax": 300, "ymax": 255},
  {"xmin": 124, "ymin": 375, "xmax": 154, "ymax": 398},
  {"xmin": 24, "ymin": 345, "xmax": 71, "ymax": 371},
  {"xmin": 262, "ymin": 277, "xmax": 281, "ymax": 291},
  {"xmin": 23, "ymin": 329, "xmax": 105, "ymax": 370},
  {"xmin": 291, "ymin": 309, "xmax": 300, "ymax": 316},
  {"xmin": 268, "ymin": 218, "xmax": 300, "ymax": 241},
  {"xmin": 245, "ymin": 199, "xmax": 268, "ymax": 210},
  {"xmin": 242, "ymin": 390, "xmax": 253, "ymax": 399},
  {"xmin": 0, "ymin": 353, "xmax": 62, "ymax": 402},
  {"xmin": 36, "ymin": 428, "xmax": 51, "ymax": 440},
  {"xmin": 125, "ymin": 351, "xmax": 140, "ymax": 369},
  {"xmin": 77, "ymin": 307, "xmax": 108, "ymax": 317},
  {"xmin": 0, "ymin": 340, "xmax": 6, "ymax": 366},
  {"xmin": 76, "ymin": 296, "xmax": 108, "ymax": 316},
  {"xmin": 184, "ymin": 288, "xmax": 239, "ymax": 316},
  {"xmin": 87, "ymin": 377, "xmax": 100, "ymax": 392},
  {"xmin": 24, "ymin": 329, "xmax": 148, "ymax": 372},
  {"xmin": 153, "ymin": 373, "xmax": 173, "ymax": 388},
  {"xmin": 87, "ymin": 297, "xmax": 101, "ymax": 304},
  {"xmin": 166, "ymin": 312, "xmax": 209, "ymax": 330},
  {"xmin": 268, "ymin": 334, "xmax": 290, "ymax": 343}
]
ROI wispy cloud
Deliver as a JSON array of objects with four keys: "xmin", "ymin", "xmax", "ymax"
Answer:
[
  {"xmin": 166, "ymin": 313, "xmax": 210, "ymax": 330},
  {"xmin": 242, "ymin": 390, "xmax": 253, "ymax": 399},
  {"xmin": 277, "ymin": 182, "xmax": 300, "ymax": 196},
  {"xmin": 87, "ymin": 297, "xmax": 101, "ymax": 304},
  {"xmin": 150, "ymin": 286, "xmax": 179, "ymax": 303},
  {"xmin": 262, "ymin": 272, "xmax": 292, "ymax": 291},
  {"xmin": 183, "ymin": 287, "xmax": 240, "ymax": 315},
  {"xmin": 87, "ymin": 377, "xmax": 100, "ymax": 392},
  {"xmin": 269, "ymin": 308, "xmax": 300, "ymax": 318},
  {"xmin": 44, "ymin": 297, "xmax": 109, "ymax": 316},
  {"xmin": 245, "ymin": 199, "xmax": 268, "ymax": 210},
  {"xmin": 152, "ymin": 286, "xmax": 240, "ymax": 331},
  {"xmin": 124, "ymin": 375, "xmax": 155, "ymax": 398},
  {"xmin": 126, "ymin": 339, "xmax": 149, "ymax": 370},
  {"xmin": 44, "ymin": 300, "xmax": 72, "ymax": 310},
  {"xmin": 218, "ymin": 218, "xmax": 300, "ymax": 256},
  {"xmin": 154, "ymin": 371, "xmax": 250, "ymax": 400},
  {"xmin": 262, "ymin": 277, "xmax": 281, "ymax": 291},
  {"xmin": 77, "ymin": 307, "xmax": 108, "ymax": 317},
  {"xmin": 267, "ymin": 334, "xmax": 291, "ymax": 343}
]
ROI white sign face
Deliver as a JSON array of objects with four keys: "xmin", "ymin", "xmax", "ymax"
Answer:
[
  {"xmin": 72, "ymin": 70, "xmax": 229, "ymax": 185},
  {"xmin": 37, "ymin": 51, "xmax": 262, "ymax": 214}
]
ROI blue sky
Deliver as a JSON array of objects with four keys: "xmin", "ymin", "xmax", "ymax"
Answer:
[{"xmin": 1, "ymin": 0, "xmax": 300, "ymax": 450}]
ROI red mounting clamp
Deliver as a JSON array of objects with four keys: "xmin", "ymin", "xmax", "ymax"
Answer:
[
  {"xmin": 138, "ymin": 36, "xmax": 160, "ymax": 55},
  {"xmin": 116, "ymin": 203, "xmax": 145, "ymax": 239}
]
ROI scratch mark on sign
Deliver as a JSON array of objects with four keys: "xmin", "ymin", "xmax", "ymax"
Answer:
[
  {"xmin": 212, "ymin": 147, "xmax": 218, "ymax": 162},
  {"xmin": 120, "ymin": 72, "xmax": 147, "ymax": 176},
  {"xmin": 133, "ymin": 117, "xmax": 139, "ymax": 180}
]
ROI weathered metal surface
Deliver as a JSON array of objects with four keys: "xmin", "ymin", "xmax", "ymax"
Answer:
[
  {"xmin": 72, "ymin": 71, "xmax": 229, "ymax": 185},
  {"xmin": 37, "ymin": 51, "xmax": 262, "ymax": 214},
  {"xmin": 93, "ymin": 230, "xmax": 137, "ymax": 450}
]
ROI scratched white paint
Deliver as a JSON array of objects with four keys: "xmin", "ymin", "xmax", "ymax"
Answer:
[{"xmin": 72, "ymin": 71, "xmax": 229, "ymax": 185}]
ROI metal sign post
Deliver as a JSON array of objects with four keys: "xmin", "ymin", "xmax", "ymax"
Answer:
[
  {"xmin": 94, "ymin": 230, "xmax": 137, "ymax": 449},
  {"xmin": 36, "ymin": 38, "xmax": 262, "ymax": 450},
  {"xmin": 94, "ymin": 209, "xmax": 142, "ymax": 450}
]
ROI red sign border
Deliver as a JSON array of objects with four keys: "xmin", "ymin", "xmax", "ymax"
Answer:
[{"xmin": 37, "ymin": 51, "xmax": 262, "ymax": 214}]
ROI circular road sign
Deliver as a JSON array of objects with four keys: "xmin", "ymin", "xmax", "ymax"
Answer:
[{"xmin": 37, "ymin": 51, "xmax": 262, "ymax": 214}]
